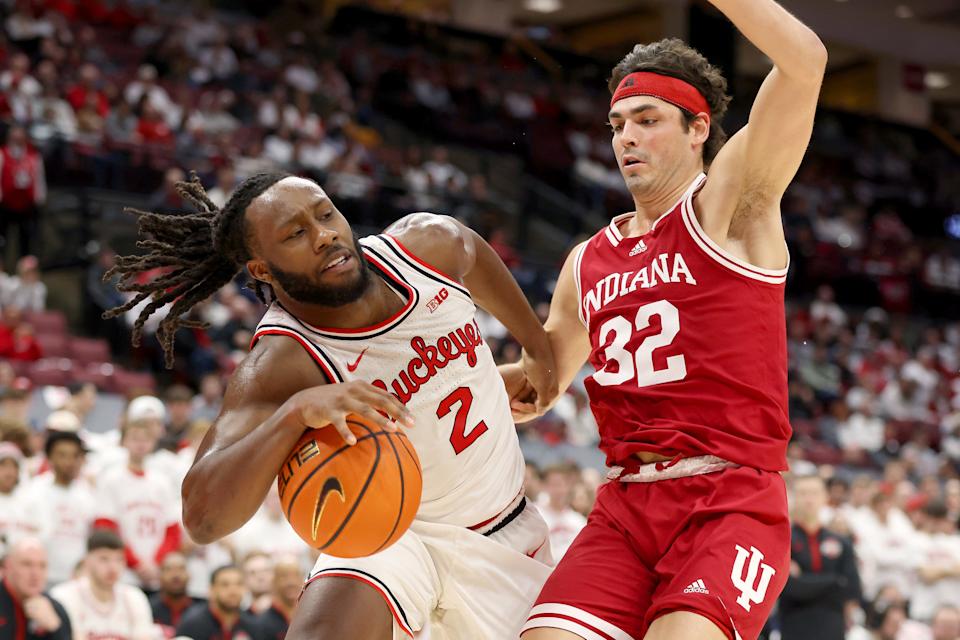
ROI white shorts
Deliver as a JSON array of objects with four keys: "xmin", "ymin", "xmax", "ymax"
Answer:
[{"xmin": 306, "ymin": 493, "xmax": 554, "ymax": 639}]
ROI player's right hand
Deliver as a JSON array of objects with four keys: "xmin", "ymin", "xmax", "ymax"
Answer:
[
  {"xmin": 498, "ymin": 362, "xmax": 540, "ymax": 423},
  {"xmin": 291, "ymin": 381, "xmax": 414, "ymax": 445}
]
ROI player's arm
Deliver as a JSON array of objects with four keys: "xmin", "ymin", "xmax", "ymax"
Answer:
[
  {"xmin": 697, "ymin": 0, "xmax": 827, "ymax": 260},
  {"xmin": 509, "ymin": 243, "xmax": 593, "ymax": 422},
  {"xmin": 386, "ymin": 213, "xmax": 557, "ymax": 410},
  {"xmin": 181, "ymin": 337, "xmax": 412, "ymax": 544}
]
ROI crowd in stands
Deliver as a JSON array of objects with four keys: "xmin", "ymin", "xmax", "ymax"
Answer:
[{"xmin": 0, "ymin": 0, "xmax": 957, "ymax": 639}]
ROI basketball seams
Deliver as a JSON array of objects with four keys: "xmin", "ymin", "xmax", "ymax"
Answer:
[
  {"xmin": 395, "ymin": 431, "xmax": 423, "ymax": 490},
  {"xmin": 373, "ymin": 431, "xmax": 406, "ymax": 554},
  {"xmin": 317, "ymin": 420, "xmax": 381, "ymax": 550}
]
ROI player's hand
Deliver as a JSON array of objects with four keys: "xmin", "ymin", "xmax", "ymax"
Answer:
[
  {"xmin": 292, "ymin": 381, "xmax": 415, "ymax": 445},
  {"xmin": 521, "ymin": 347, "xmax": 559, "ymax": 416},
  {"xmin": 23, "ymin": 596, "xmax": 61, "ymax": 632},
  {"xmin": 498, "ymin": 363, "xmax": 539, "ymax": 423}
]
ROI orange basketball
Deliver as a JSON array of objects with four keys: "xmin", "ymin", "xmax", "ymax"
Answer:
[{"xmin": 277, "ymin": 414, "xmax": 422, "ymax": 558}]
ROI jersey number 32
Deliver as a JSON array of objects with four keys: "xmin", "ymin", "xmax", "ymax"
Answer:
[{"xmin": 593, "ymin": 300, "xmax": 686, "ymax": 388}]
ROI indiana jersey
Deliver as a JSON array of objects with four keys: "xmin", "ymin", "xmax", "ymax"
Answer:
[
  {"xmin": 253, "ymin": 234, "xmax": 524, "ymax": 527},
  {"xmin": 575, "ymin": 173, "xmax": 791, "ymax": 471}
]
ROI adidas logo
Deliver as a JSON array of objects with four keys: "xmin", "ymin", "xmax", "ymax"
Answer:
[
  {"xmin": 683, "ymin": 579, "xmax": 709, "ymax": 595},
  {"xmin": 628, "ymin": 239, "xmax": 647, "ymax": 256}
]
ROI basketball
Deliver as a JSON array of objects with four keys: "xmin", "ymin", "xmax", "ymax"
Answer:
[{"xmin": 276, "ymin": 414, "xmax": 422, "ymax": 558}]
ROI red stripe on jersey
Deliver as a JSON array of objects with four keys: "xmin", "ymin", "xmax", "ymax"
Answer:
[
  {"xmin": 251, "ymin": 329, "xmax": 338, "ymax": 383},
  {"xmin": 304, "ymin": 572, "xmax": 413, "ymax": 637},
  {"xmin": 383, "ymin": 233, "xmax": 463, "ymax": 288},
  {"xmin": 528, "ymin": 611, "xmax": 617, "ymax": 640}
]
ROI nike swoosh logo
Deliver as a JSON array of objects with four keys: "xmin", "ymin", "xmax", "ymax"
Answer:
[
  {"xmin": 311, "ymin": 477, "xmax": 346, "ymax": 541},
  {"xmin": 346, "ymin": 348, "xmax": 369, "ymax": 372}
]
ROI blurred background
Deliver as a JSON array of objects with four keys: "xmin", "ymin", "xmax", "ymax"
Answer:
[{"xmin": 0, "ymin": 0, "xmax": 958, "ymax": 638}]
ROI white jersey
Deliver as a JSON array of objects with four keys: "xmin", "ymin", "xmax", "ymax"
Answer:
[
  {"xmin": 50, "ymin": 576, "xmax": 155, "ymax": 640},
  {"xmin": 20, "ymin": 475, "xmax": 98, "ymax": 585},
  {"xmin": 0, "ymin": 490, "xmax": 36, "ymax": 548},
  {"xmin": 96, "ymin": 466, "xmax": 179, "ymax": 567},
  {"xmin": 253, "ymin": 233, "xmax": 524, "ymax": 527}
]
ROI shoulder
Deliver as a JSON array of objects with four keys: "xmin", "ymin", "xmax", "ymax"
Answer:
[
  {"xmin": 224, "ymin": 332, "xmax": 328, "ymax": 408},
  {"xmin": 383, "ymin": 212, "xmax": 470, "ymax": 280}
]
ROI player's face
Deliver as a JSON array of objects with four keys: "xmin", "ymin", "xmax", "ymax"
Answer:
[
  {"xmin": 159, "ymin": 554, "xmax": 189, "ymax": 596},
  {"xmin": 608, "ymin": 95, "xmax": 703, "ymax": 195},
  {"xmin": 246, "ymin": 177, "xmax": 372, "ymax": 308},
  {"xmin": 212, "ymin": 569, "xmax": 246, "ymax": 612},
  {"xmin": 86, "ymin": 548, "xmax": 124, "ymax": 589},
  {"xmin": 48, "ymin": 441, "xmax": 84, "ymax": 483},
  {"xmin": 0, "ymin": 458, "xmax": 19, "ymax": 494}
]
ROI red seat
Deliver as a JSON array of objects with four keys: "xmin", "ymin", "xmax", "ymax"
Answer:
[
  {"xmin": 69, "ymin": 337, "xmax": 111, "ymax": 364},
  {"xmin": 35, "ymin": 333, "xmax": 71, "ymax": 359},
  {"xmin": 111, "ymin": 369, "xmax": 157, "ymax": 394},
  {"xmin": 73, "ymin": 362, "xmax": 116, "ymax": 390},
  {"xmin": 23, "ymin": 310, "xmax": 67, "ymax": 334},
  {"xmin": 28, "ymin": 358, "xmax": 74, "ymax": 387}
]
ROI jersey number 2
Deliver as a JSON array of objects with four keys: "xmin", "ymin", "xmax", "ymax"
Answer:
[
  {"xmin": 594, "ymin": 299, "xmax": 686, "ymax": 388},
  {"xmin": 437, "ymin": 387, "xmax": 488, "ymax": 455}
]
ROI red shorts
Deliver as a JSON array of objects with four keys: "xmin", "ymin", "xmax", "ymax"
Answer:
[{"xmin": 523, "ymin": 465, "xmax": 790, "ymax": 640}]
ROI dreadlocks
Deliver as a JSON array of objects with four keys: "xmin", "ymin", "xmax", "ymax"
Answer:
[{"xmin": 103, "ymin": 171, "xmax": 291, "ymax": 368}]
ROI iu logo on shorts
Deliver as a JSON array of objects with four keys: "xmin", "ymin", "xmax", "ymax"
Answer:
[{"xmin": 730, "ymin": 544, "xmax": 776, "ymax": 612}]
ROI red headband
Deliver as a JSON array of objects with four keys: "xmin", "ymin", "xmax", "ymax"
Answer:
[{"xmin": 610, "ymin": 71, "xmax": 710, "ymax": 118}]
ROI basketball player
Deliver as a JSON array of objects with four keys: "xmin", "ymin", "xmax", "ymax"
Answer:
[
  {"xmin": 105, "ymin": 171, "xmax": 557, "ymax": 639},
  {"xmin": 514, "ymin": 1, "xmax": 827, "ymax": 639}
]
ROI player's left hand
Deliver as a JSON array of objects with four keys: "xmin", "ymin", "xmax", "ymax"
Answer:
[{"xmin": 521, "ymin": 347, "xmax": 558, "ymax": 417}]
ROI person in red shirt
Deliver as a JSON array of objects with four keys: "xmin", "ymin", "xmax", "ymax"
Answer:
[
  {"xmin": 137, "ymin": 103, "xmax": 174, "ymax": 145},
  {"xmin": 0, "ymin": 126, "xmax": 46, "ymax": 260},
  {"xmin": 513, "ymin": 1, "xmax": 827, "ymax": 639},
  {"xmin": 65, "ymin": 63, "xmax": 109, "ymax": 118},
  {"xmin": 0, "ymin": 307, "xmax": 42, "ymax": 362}
]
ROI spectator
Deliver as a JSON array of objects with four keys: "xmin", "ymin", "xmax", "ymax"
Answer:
[
  {"xmin": 0, "ymin": 442, "xmax": 34, "ymax": 549},
  {"xmin": 0, "ymin": 126, "xmax": 46, "ymax": 262},
  {"xmin": 254, "ymin": 556, "xmax": 302, "ymax": 640},
  {"xmin": 94, "ymin": 418, "xmax": 182, "ymax": 590},
  {"xmin": 779, "ymin": 475, "xmax": 862, "ymax": 640},
  {"xmin": 176, "ymin": 565, "xmax": 264, "ymax": 640},
  {"xmin": 50, "ymin": 530, "xmax": 155, "ymax": 640},
  {"xmin": 191, "ymin": 373, "xmax": 223, "ymax": 423},
  {"xmin": 124, "ymin": 64, "xmax": 173, "ymax": 114},
  {"xmin": 241, "ymin": 551, "xmax": 273, "ymax": 615},
  {"xmin": 19, "ymin": 431, "xmax": 95, "ymax": 585},
  {"xmin": 0, "ymin": 53, "xmax": 41, "ymax": 122},
  {"xmin": 65, "ymin": 63, "xmax": 109, "ymax": 118},
  {"xmin": 158, "ymin": 384, "xmax": 194, "ymax": 453},
  {"xmin": 423, "ymin": 146, "xmax": 467, "ymax": 193},
  {"xmin": 150, "ymin": 552, "xmax": 204, "ymax": 636},
  {"xmin": 911, "ymin": 501, "xmax": 960, "ymax": 622},
  {"xmin": 1, "ymin": 255, "xmax": 46, "ymax": 311},
  {"xmin": 0, "ymin": 537, "xmax": 71, "ymax": 640},
  {"xmin": 536, "ymin": 464, "xmax": 586, "ymax": 560},
  {"xmin": 930, "ymin": 606, "xmax": 960, "ymax": 640},
  {"xmin": 206, "ymin": 166, "xmax": 236, "ymax": 209}
]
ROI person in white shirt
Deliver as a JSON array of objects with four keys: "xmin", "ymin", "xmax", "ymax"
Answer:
[
  {"xmin": 95, "ymin": 418, "xmax": 182, "ymax": 591},
  {"xmin": 536, "ymin": 464, "xmax": 587, "ymax": 560},
  {"xmin": 50, "ymin": 530, "xmax": 155, "ymax": 640},
  {"xmin": 0, "ymin": 442, "xmax": 35, "ymax": 550},
  {"xmin": 849, "ymin": 490, "xmax": 921, "ymax": 600},
  {"xmin": 20, "ymin": 431, "xmax": 97, "ymax": 586},
  {"xmin": 910, "ymin": 502, "xmax": 960, "ymax": 623},
  {"xmin": 228, "ymin": 485, "xmax": 311, "ymax": 569},
  {"xmin": 1, "ymin": 255, "xmax": 47, "ymax": 312}
]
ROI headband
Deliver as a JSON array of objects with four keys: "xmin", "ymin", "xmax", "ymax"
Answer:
[{"xmin": 610, "ymin": 71, "xmax": 710, "ymax": 119}]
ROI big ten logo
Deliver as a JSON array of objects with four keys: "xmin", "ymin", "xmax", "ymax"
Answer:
[
  {"xmin": 426, "ymin": 288, "xmax": 449, "ymax": 313},
  {"xmin": 278, "ymin": 439, "xmax": 320, "ymax": 496}
]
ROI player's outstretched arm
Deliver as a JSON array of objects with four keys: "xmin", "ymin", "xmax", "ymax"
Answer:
[
  {"xmin": 510, "ymin": 242, "xmax": 593, "ymax": 422},
  {"xmin": 698, "ymin": 0, "xmax": 826, "ymax": 249},
  {"xmin": 181, "ymin": 336, "xmax": 411, "ymax": 544},
  {"xmin": 386, "ymin": 213, "xmax": 557, "ymax": 412}
]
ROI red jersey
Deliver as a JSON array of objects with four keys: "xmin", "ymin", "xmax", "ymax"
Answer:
[{"xmin": 575, "ymin": 173, "xmax": 791, "ymax": 471}]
